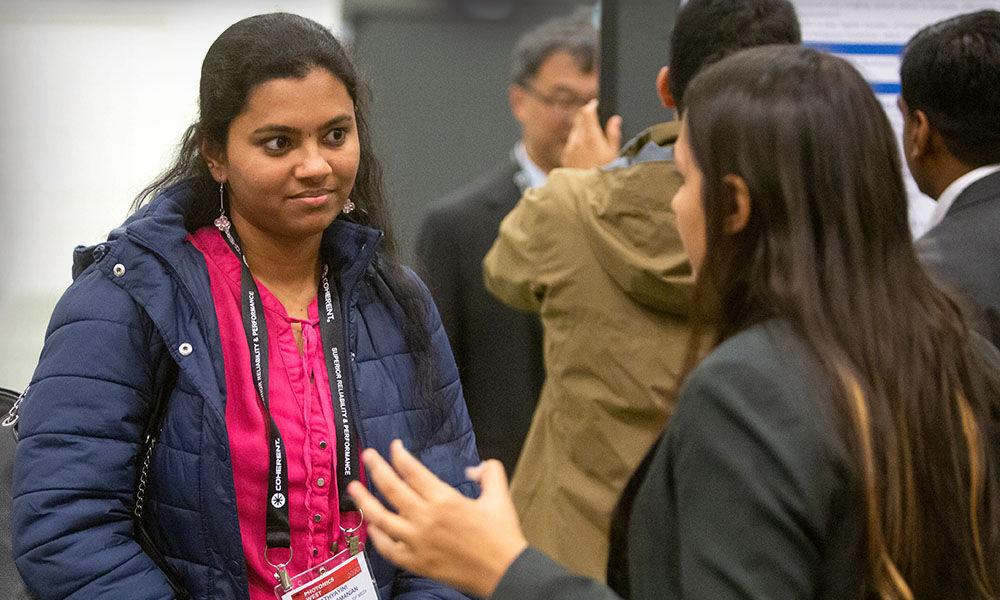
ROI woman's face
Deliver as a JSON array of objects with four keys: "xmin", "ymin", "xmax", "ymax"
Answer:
[
  {"xmin": 671, "ymin": 119, "xmax": 706, "ymax": 275},
  {"xmin": 209, "ymin": 67, "xmax": 360, "ymax": 244}
]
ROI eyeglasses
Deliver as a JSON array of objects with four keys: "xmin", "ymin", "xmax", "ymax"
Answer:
[{"xmin": 520, "ymin": 82, "xmax": 594, "ymax": 113}]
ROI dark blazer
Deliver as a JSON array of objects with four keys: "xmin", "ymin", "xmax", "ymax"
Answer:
[
  {"xmin": 416, "ymin": 158, "xmax": 544, "ymax": 473},
  {"xmin": 491, "ymin": 321, "xmax": 1000, "ymax": 600},
  {"xmin": 916, "ymin": 169, "xmax": 1000, "ymax": 348},
  {"xmin": 492, "ymin": 321, "xmax": 864, "ymax": 600}
]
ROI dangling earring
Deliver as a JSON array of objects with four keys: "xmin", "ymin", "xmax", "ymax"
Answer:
[
  {"xmin": 342, "ymin": 198, "xmax": 355, "ymax": 214},
  {"xmin": 214, "ymin": 182, "xmax": 231, "ymax": 232}
]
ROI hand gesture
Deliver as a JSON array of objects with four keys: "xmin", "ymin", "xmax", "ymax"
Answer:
[
  {"xmin": 560, "ymin": 99, "xmax": 623, "ymax": 169},
  {"xmin": 347, "ymin": 440, "xmax": 528, "ymax": 598}
]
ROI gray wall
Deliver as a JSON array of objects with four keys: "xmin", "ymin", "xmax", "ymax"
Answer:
[
  {"xmin": 347, "ymin": 0, "xmax": 595, "ymax": 260},
  {"xmin": 600, "ymin": 0, "xmax": 680, "ymax": 142},
  {"xmin": 347, "ymin": 0, "xmax": 679, "ymax": 260}
]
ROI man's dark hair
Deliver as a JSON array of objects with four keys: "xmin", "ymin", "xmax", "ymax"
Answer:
[
  {"xmin": 900, "ymin": 10, "xmax": 1000, "ymax": 167},
  {"xmin": 510, "ymin": 6, "xmax": 598, "ymax": 85},
  {"xmin": 668, "ymin": 0, "xmax": 801, "ymax": 112}
]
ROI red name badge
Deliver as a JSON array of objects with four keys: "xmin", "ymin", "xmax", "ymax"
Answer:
[{"xmin": 277, "ymin": 544, "xmax": 379, "ymax": 600}]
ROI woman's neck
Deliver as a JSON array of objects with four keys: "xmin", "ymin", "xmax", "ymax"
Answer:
[{"xmin": 230, "ymin": 214, "xmax": 324, "ymax": 318}]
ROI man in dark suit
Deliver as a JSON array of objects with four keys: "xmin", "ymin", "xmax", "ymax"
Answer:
[
  {"xmin": 415, "ymin": 10, "xmax": 601, "ymax": 473},
  {"xmin": 899, "ymin": 10, "xmax": 1000, "ymax": 347}
]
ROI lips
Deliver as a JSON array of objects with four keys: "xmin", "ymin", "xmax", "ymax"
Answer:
[
  {"xmin": 290, "ymin": 189, "xmax": 334, "ymax": 199},
  {"xmin": 289, "ymin": 189, "xmax": 334, "ymax": 205}
]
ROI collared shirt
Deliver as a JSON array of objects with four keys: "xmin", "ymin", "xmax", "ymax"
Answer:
[
  {"xmin": 920, "ymin": 163, "xmax": 1000, "ymax": 237},
  {"xmin": 514, "ymin": 142, "xmax": 549, "ymax": 191},
  {"xmin": 189, "ymin": 226, "xmax": 366, "ymax": 600}
]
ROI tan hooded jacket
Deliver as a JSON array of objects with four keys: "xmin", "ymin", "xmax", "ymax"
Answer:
[{"xmin": 483, "ymin": 121, "xmax": 694, "ymax": 581}]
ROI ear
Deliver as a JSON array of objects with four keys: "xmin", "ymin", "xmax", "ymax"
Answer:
[
  {"xmin": 199, "ymin": 137, "xmax": 228, "ymax": 183},
  {"xmin": 901, "ymin": 102, "xmax": 932, "ymax": 162},
  {"xmin": 509, "ymin": 84, "xmax": 527, "ymax": 124},
  {"xmin": 722, "ymin": 174, "xmax": 751, "ymax": 234},
  {"xmin": 656, "ymin": 66, "xmax": 675, "ymax": 109}
]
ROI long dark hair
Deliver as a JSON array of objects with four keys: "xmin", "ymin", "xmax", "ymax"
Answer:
[
  {"xmin": 133, "ymin": 13, "xmax": 438, "ymax": 408},
  {"xmin": 683, "ymin": 45, "xmax": 1000, "ymax": 598}
]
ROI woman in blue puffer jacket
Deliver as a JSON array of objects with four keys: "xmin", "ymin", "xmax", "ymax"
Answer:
[{"xmin": 11, "ymin": 13, "xmax": 479, "ymax": 600}]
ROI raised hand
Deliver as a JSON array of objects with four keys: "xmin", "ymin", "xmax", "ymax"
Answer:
[
  {"xmin": 347, "ymin": 440, "xmax": 528, "ymax": 598},
  {"xmin": 560, "ymin": 99, "xmax": 623, "ymax": 169}
]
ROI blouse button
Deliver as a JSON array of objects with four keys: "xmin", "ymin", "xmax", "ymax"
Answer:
[
  {"xmin": 312, "ymin": 548, "xmax": 319, "ymax": 558},
  {"xmin": 113, "ymin": 263, "xmax": 126, "ymax": 277},
  {"xmin": 317, "ymin": 478, "xmax": 326, "ymax": 487},
  {"xmin": 319, "ymin": 441, "xmax": 328, "ymax": 450},
  {"xmin": 313, "ymin": 514, "xmax": 322, "ymax": 523},
  {"xmin": 178, "ymin": 343, "xmax": 193, "ymax": 356}
]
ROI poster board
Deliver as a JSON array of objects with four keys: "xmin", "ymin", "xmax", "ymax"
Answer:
[{"xmin": 793, "ymin": 0, "xmax": 1000, "ymax": 237}]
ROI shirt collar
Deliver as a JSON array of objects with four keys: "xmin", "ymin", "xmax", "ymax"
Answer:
[
  {"xmin": 922, "ymin": 163, "xmax": 1000, "ymax": 235},
  {"xmin": 513, "ymin": 142, "xmax": 548, "ymax": 190}
]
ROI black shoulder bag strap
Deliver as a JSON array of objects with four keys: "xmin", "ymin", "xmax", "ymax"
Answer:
[
  {"xmin": 0, "ymin": 388, "xmax": 19, "ymax": 427},
  {"xmin": 134, "ymin": 357, "xmax": 192, "ymax": 600},
  {"xmin": 1, "ymin": 366, "xmax": 190, "ymax": 599}
]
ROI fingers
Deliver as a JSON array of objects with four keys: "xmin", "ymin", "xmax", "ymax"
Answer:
[
  {"xmin": 364, "ymin": 521, "xmax": 412, "ymax": 568},
  {"xmin": 571, "ymin": 100, "xmax": 592, "ymax": 131},
  {"xmin": 359, "ymin": 446, "xmax": 423, "ymax": 512},
  {"xmin": 347, "ymin": 479, "xmax": 415, "ymax": 543},
  {"xmin": 464, "ymin": 463, "xmax": 485, "ymax": 482},
  {"xmin": 477, "ymin": 459, "xmax": 509, "ymax": 491},
  {"xmin": 606, "ymin": 115, "xmax": 623, "ymax": 152},
  {"xmin": 561, "ymin": 100, "xmax": 621, "ymax": 169},
  {"xmin": 576, "ymin": 99, "xmax": 601, "ymax": 135},
  {"xmin": 388, "ymin": 439, "xmax": 454, "ymax": 501}
]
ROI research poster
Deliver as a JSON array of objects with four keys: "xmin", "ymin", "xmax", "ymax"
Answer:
[{"xmin": 791, "ymin": 0, "xmax": 999, "ymax": 237}]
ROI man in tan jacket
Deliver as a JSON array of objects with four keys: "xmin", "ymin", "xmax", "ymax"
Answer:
[{"xmin": 483, "ymin": 0, "xmax": 802, "ymax": 581}]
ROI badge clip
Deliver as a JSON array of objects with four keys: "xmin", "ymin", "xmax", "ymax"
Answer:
[
  {"xmin": 266, "ymin": 547, "xmax": 294, "ymax": 592},
  {"xmin": 341, "ymin": 509, "xmax": 364, "ymax": 557}
]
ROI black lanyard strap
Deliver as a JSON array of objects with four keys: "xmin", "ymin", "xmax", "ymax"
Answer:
[
  {"xmin": 219, "ymin": 227, "xmax": 361, "ymax": 566},
  {"xmin": 318, "ymin": 269, "xmax": 362, "ymax": 512}
]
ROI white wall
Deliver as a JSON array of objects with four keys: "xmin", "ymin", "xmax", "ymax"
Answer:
[{"xmin": 0, "ymin": 0, "xmax": 343, "ymax": 390}]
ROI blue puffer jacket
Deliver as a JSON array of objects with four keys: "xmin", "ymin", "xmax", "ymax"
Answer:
[{"xmin": 11, "ymin": 182, "xmax": 480, "ymax": 600}]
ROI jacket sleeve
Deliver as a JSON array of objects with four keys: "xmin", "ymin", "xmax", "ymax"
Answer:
[
  {"xmin": 482, "ymin": 180, "xmax": 571, "ymax": 314},
  {"xmin": 11, "ymin": 266, "xmax": 178, "ymax": 600},
  {"xmin": 490, "ymin": 548, "xmax": 622, "ymax": 600},
  {"xmin": 390, "ymin": 271, "xmax": 480, "ymax": 600}
]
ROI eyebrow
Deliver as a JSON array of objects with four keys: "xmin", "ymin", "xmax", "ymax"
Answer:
[
  {"xmin": 547, "ymin": 85, "xmax": 591, "ymax": 96},
  {"xmin": 251, "ymin": 115, "xmax": 354, "ymax": 136}
]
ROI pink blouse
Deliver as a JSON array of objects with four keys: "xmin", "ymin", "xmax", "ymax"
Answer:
[{"xmin": 189, "ymin": 226, "xmax": 366, "ymax": 600}]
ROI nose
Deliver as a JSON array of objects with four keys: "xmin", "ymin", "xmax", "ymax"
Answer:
[{"xmin": 294, "ymin": 142, "xmax": 333, "ymax": 180}]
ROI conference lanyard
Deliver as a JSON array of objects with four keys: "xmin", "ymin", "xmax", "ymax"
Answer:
[{"xmin": 218, "ymin": 227, "xmax": 362, "ymax": 581}]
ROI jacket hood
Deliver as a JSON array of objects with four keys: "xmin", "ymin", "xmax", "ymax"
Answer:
[
  {"xmin": 67, "ymin": 180, "xmax": 384, "ymax": 409},
  {"xmin": 568, "ymin": 121, "xmax": 693, "ymax": 315},
  {"xmin": 71, "ymin": 181, "xmax": 193, "ymax": 280}
]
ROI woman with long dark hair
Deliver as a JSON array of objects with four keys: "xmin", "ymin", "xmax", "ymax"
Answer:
[
  {"xmin": 347, "ymin": 45, "xmax": 1000, "ymax": 599},
  {"xmin": 12, "ymin": 13, "xmax": 477, "ymax": 600}
]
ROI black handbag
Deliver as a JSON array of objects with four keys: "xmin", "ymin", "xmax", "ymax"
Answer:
[
  {"xmin": 2, "ymin": 361, "xmax": 191, "ymax": 599},
  {"xmin": 134, "ymin": 359, "xmax": 191, "ymax": 600},
  {"xmin": 0, "ymin": 386, "xmax": 24, "ymax": 441}
]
